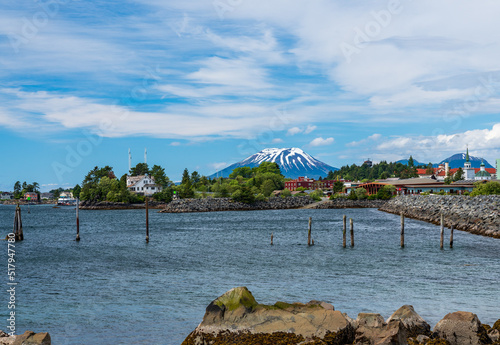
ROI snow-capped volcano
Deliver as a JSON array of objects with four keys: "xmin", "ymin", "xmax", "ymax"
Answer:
[{"xmin": 209, "ymin": 148, "xmax": 338, "ymax": 179}]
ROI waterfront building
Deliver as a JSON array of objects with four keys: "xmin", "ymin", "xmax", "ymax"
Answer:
[
  {"xmin": 497, "ymin": 159, "xmax": 500, "ymax": 180},
  {"xmin": 1, "ymin": 192, "xmax": 13, "ymax": 200},
  {"xmin": 284, "ymin": 176, "xmax": 315, "ymax": 191},
  {"xmin": 24, "ymin": 192, "xmax": 38, "ymax": 201},
  {"xmin": 127, "ymin": 175, "xmax": 163, "ymax": 196},
  {"xmin": 41, "ymin": 192, "xmax": 54, "ymax": 200}
]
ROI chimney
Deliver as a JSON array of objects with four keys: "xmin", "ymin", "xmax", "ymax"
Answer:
[{"xmin": 445, "ymin": 162, "xmax": 449, "ymax": 176}]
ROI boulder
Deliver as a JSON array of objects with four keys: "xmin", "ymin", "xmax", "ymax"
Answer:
[
  {"xmin": 357, "ymin": 313, "xmax": 386, "ymax": 328},
  {"xmin": 182, "ymin": 287, "xmax": 355, "ymax": 344},
  {"xmin": 12, "ymin": 331, "xmax": 50, "ymax": 345},
  {"xmin": 433, "ymin": 311, "xmax": 491, "ymax": 345},
  {"xmin": 487, "ymin": 329, "xmax": 499, "ymax": 343},
  {"xmin": 387, "ymin": 305, "xmax": 431, "ymax": 338},
  {"xmin": 355, "ymin": 319, "xmax": 408, "ymax": 345},
  {"xmin": 0, "ymin": 330, "xmax": 14, "ymax": 345}
]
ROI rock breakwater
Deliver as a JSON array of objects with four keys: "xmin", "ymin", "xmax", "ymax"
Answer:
[
  {"xmin": 159, "ymin": 196, "xmax": 315, "ymax": 213},
  {"xmin": 79, "ymin": 200, "xmax": 166, "ymax": 210},
  {"xmin": 379, "ymin": 195, "xmax": 499, "ymax": 238},
  {"xmin": 311, "ymin": 199, "xmax": 389, "ymax": 209},
  {"xmin": 183, "ymin": 287, "xmax": 500, "ymax": 345}
]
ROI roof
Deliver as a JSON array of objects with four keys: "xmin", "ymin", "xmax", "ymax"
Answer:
[
  {"xmin": 378, "ymin": 178, "xmax": 439, "ymax": 186},
  {"xmin": 475, "ymin": 170, "xmax": 491, "ymax": 177}
]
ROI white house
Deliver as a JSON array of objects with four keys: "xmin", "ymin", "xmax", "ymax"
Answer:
[
  {"xmin": 1, "ymin": 192, "xmax": 13, "ymax": 200},
  {"xmin": 127, "ymin": 175, "xmax": 162, "ymax": 196}
]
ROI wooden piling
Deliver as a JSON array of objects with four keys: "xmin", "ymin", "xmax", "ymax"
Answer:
[
  {"xmin": 342, "ymin": 215, "xmax": 347, "ymax": 248},
  {"xmin": 308, "ymin": 217, "xmax": 312, "ymax": 246},
  {"xmin": 271, "ymin": 232, "xmax": 273, "ymax": 246},
  {"xmin": 350, "ymin": 218, "xmax": 354, "ymax": 247},
  {"xmin": 76, "ymin": 198, "xmax": 80, "ymax": 241},
  {"xmin": 400, "ymin": 212, "xmax": 405, "ymax": 248},
  {"xmin": 450, "ymin": 224, "xmax": 454, "ymax": 248},
  {"xmin": 145, "ymin": 198, "xmax": 149, "ymax": 243},
  {"xmin": 13, "ymin": 204, "xmax": 23, "ymax": 241},
  {"xmin": 312, "ymin": 239, "xmax": 314, "ymax": 246},
  {"xmin": 440, "ymin": 213, "xmax": 444, "ymax": 249}
]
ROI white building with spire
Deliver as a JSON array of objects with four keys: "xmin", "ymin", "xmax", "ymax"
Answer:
[{"xmin": 463, "ymin": 147, "xmax": 476, "ymax": 180}]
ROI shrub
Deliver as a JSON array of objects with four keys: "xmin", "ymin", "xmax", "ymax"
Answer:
[
  {"xmin": 367, "ymin": 194, "xmax": 377, "ymax": 200},
  {"xmin": 377, "ymin": 185, "xmax": 396, "ymax": 200},
  {"xmin": 296, "ymin": 187, "xmax": 306, "ymax": 192},
  {"xmin": 310, "ymin": 189, "xmax": 323, "ymax": 201},
  {"xmin": 347, "ymin": 190, "xmax": 357, "ymax": 200},
  {"xmin": 231, "ymin": 186, "xmax": 255, "ymax": 204},
  {"xmin": 470, "ymin": 181, "xmax": 500, "ymax": 196},
  {"xmin": 330, "ymin": 193, "xmax": 345, "ymax": 200},
  {"xmin": 255, "ymin": 193, "xmax": 267, "ymax": 202},
  {"xmin": 355, "ymin": 187, "xmax": 368, "ymax": 200},
  {"xmin": 280, "ymin": 188, "xmax": 292, "ymax": 198}
]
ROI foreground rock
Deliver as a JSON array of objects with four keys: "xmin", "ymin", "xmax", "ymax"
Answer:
[
  {"xmin": 379, "ymin": 195, "xmax": 500, "ymax": 238},
  {"xmin": 0, "ymin": 331, "xmax": 50, "ymax": 345},
  {"xmin": 160, "ymin": 196, "xmax": 315, "ymax": 213},
  {"xmin": 183, "ymin": 287, "xmax": 500, "ymax": 345},
  {"xmin": 183, "ymin": 287, "xmax": 355, "ymax": 344},
  {"xmin": 434, "ymin": 312, "xmax": 491, "ymax": 345}
]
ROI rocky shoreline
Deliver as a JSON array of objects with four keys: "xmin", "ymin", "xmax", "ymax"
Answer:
[
  {"xmin": 79, "ymin": 200, "xmax": 167, "ymax": 210},
  {"xmin": 159, "ymin": 196, "xmax": 315, "ymax": 213},
  {"xmin": 379, "ymin": 195, "xmax": 500, "ymax": 239},
  {"xmin": 310, "ymin": 199, "xmax": 389, "ymax": 209},
  {"xmin": 183, "ymin": 287, "xmax": 500, "ymax": 345}
]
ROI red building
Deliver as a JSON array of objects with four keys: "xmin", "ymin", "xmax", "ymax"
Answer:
[
  {"xmin": 24, "ymin": 192, "xmax": 38, "ymax": 201},
  {"xmin": 285, "ymin": 177, "xmax": 315, "ymax": 191},
  {"xmin": 285, "ymin": 177, "xmax": 345, "ymax": 191}
]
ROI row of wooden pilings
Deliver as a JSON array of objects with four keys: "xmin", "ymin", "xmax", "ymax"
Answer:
[
  {"xmin": 14, "ymin": 201, "xmax": 454, "ymax": 247},
  {"xmin": 271, "ymin": 213, "xmax": 455, "ymax": 248}
]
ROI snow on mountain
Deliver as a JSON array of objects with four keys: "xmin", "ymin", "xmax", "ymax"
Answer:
[{"xmin": 209, "ymin": 148, "xmax": 338, "ymax": 179}]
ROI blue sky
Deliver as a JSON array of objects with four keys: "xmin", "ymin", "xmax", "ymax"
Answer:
[{"xmin": 1, "ymin": 0, "xmax": 500, "ymax": 191}]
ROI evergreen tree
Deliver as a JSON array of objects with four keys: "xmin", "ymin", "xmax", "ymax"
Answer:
[
  {"xmin": 453, "ymin": 167, "xmax": 464, "ymax": 181},
  {"xmin": 181, "ymin": 168, "xmax": 190, "ymax": 185},
  {"xmin": 408, "ymin": 156, "xmax": 414, "ymax": 167},
  {"xmin": 129, "ymin": 163, "xmax": 149, "ymax": 176},
  {"xmin": 73, "ymin": 184, "xmax": 81, "ymax": 198}
]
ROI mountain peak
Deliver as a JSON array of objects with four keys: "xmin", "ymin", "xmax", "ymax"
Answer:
[{"xmin": 210, "ymin": 148, "xmax": 338, "ymax": 179}]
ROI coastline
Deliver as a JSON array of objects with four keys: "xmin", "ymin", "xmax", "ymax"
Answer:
[{"xmin": 379, "ymin": 195, "xmax": 500, "ymax": 239}]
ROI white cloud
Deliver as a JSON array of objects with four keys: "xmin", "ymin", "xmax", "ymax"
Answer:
[
  {"xmin": 271, "ymin": 138, "xmax": 284, "ymax": 143},
  {"xmin": 304, "ymin": 125, "xmax": 317, "ymax": 134},
  {"xmin": 170, "ymin": 142, "xmax": 181, "ymax": 146},
  {"xmin": 309, "ymin": 137, "xmax": 334, "ymax": 147},
  {"xmin": 347, "ymin": 133, "xmax": 382, "ymax": 147},
  {"xmin": 287, "ymin": 127, "xmax": 302, "ymax": 136},
  {"xmin": 374, "ymin": 123, "xmax": 500, "ymax": 162},
  {"xmin": 186, "ymin": 57, "xmax": 271, "ymax": 89}
]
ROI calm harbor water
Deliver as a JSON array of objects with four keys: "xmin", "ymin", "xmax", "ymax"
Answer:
[{"xmin": 0, "ymin": 204, "xmax": 499, "ymax": 345}]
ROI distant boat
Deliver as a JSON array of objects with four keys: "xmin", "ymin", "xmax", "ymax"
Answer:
[{"xmin": 57, "ymin": 197, "xmax": 77, "ymax": 206}]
